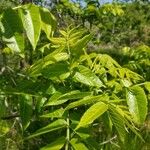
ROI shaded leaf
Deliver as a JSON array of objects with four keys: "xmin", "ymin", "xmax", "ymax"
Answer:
[
  {"xmin": 42, "ymin": 62, "xmax": 70, "ymax": 80},
  {"xmin": 70, "ymin": 138, "xmax": 88, "ymax": 150},
  {"xmin": 0, "ymin": 8, "xmax": 24, "ymax": 53},
  {"xmin": 26, "ymin": 119, "xmax": 67, "ymax": 139},
  {"xmin": 40, "ymin": 136, "xmax": 65, "ymax": 150},
  {"xmin": 29, "ymin": 51, "xmax": 69, "ymax": 76},
  {"xmin": 20, "ymin": 95, "xmax": 33, "ymax": 130},
  {"xmin": 109, "ymin": 106, "xmax": 126, "ymax": 143},
  {"xmin": 40, "ymin": 7, "xmax": 56, "ymax": 39},
  {"xmin": 0, "ymin": 121, "xmax": 10, "ymax": 137}
]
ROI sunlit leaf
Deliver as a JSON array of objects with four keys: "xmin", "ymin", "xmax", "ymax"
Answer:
[
  {"xmin": 45, "ymin": 91, "xmax": 92, "ymax": 106},
  {"xmin": 76, "ymin": 102, "xmax": 108, "ymax": 129},
  {"xmin": 19, "ymin": 4, "xmax": 41, "ymax": 50},
  {"xmin": 74, "ymin": 65, "xmax": 103, "ymax": 87},
  {"xmin": 40, "ymin": 108, "xmax": 64, "ymax": 118},
  {"xmin": 66, "ymin": 95, "xmax": 109, "ymax": 110},
  {"xmin": 144, "ymin": 82, "xmax": 150, "ymax": 93},
  {"xmin": 126, "ymin": 86, "xmax": 148, "ymax": 124}
]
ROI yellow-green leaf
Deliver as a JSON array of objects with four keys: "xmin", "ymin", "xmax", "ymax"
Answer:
[
  {"xmin": 126, "ymin": 86, "xmax": 148, "ymax": 124},
  {"xmin": 70, "ymin": 138, "xmax": 88, "ymax": 150},
  {"xmin": 76, "ymin": 102, "xmax": 108, "ymax": 129},
  {"xmin": 40, "ymin": 136, "xmax": 66, "ymax": 150},
  {"xmin": 19, "ymin": 4, "xmax": 41, "ymax": 50}
]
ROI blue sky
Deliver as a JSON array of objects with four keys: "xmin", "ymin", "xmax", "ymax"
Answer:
[
  {"xmin": 100, "ymin": 0, "xmax": 113, "ymax": 4},
  {"xmin": 78, "ymin": 0, "xmax": 113, "ymax": 6},
  {"xmin": 73, "ymin": 0, "xmax": 113, "ymax": 7}
]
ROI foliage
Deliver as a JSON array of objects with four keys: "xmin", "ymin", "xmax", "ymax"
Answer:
[{"xmin": 0, "ymin": 2, "xmax": 150, "ymax": 150}]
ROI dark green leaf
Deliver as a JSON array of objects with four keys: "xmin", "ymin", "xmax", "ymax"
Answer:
[
  {"xmin": 26, "ymin": 119, "xmax": 67, "ymax": 139},
  {"xmin": 109, "ymin": 106, "xmax": 126, "ymax": 143},
  {"xmin": 40, "ymin": 7, "xmax": 56, "ymax": 39},
  {"xmin": 20, "ymin": 95, "xmax": 33, "ymax": 130},
  {"xmin": 0, "ymin": 8, "xmax": 24, "ymax": 53},
  {"xmin": 42, "ymin": 62, "xmax": 70, "ymax": 80},
  {"xmin": 70, "ymin": 138, "xmax": 88, "ymax": 150},
  {"xmin": 40, "ymin": 136, "xmax": 65, "ymax": 150}
]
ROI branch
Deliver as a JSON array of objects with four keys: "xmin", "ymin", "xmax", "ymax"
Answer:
[
  {"xmin": 100, "ymin": 135, "xmax": 117, "ymax": 145},
  {"xmin": 1, "ymin": 113, "xmax": 19, "ymax": 120}
]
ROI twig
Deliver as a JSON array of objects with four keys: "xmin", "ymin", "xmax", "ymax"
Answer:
[
  {"xmin": 100, "ymin": 135, "xmax": 117, "ymax": 145},
  {"xmin": 1, "ymin": 113, "xmax": 19, "ymax": 120}
]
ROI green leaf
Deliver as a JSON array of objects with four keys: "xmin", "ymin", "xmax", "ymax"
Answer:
[
  {"xmin": 124, "ymin": 119, "xmax": 144, "ymax": 141},
  {"xmin": 35, "ymin": 97, "xmax": 47, "ymax": 115},
  {"xmin": 144, "ymin": 82, "xmax": 150, "ymax": 93},
  {"xmin": 66, "ymin": 95, "xmax": 109, "ymax": 110},
  {"xmin": 42, "ymin": 62, "xmax": 70, "ymax": 80},
  {"xmin": 70, "ymin": 138, "xmax": 88, "ymax": 150},
  {"xmin": 29, "ymin": 51, "xmax": 69, "ymax": 76},
  {"xmin": 126, "ymin": 86, "xmax": 148, "ymax": 124},
  {"xmin": 26, "ymin": 119, "xmax": 67, "ymax": 139},
  {"xmin": 72, "ymin": 34, "xmax": 92, "ymax": 55},
  {"xmin": 112, "ymin": 105, "xmax": 144, "ymax": 141},
  {"xmin": 45, "ymin": 91, "xmax": 92, "ymax": 106},
  {"xmin": 109, "ymin": 106, "xmax": 126, "ymax": 143},
  {"xmin": 19, "ymin": 4, "xmax": 41, "ymax": 50},
  {"xmin": 76, "ymin": 102, "xmax": 108, "ymax": 129},
  {"xmin": 40, "ymin": 136, "xmax": 66, "ymax": 150},
  {"xmin": 20, "ymin": 94, "xmax": 33, "ymax": 130},
  {"xmin": 74, "ymin": 65, "xmax": 103, "ymax": 87},
  {"xmin": 102, "ymin": 112, "xmax": 113, "ymax": 133},
  {"xmin": 40, "ymin": 108, "xmax": 64, "ymax": 118},
  {"xmin": 50, "ymin": 37, "xmax": 66, "ymax": 46},
  {"xmin": 40, "ymin": 7, "xmax": 56, "ymax": 39},
  {"xmin": 84, "ymin": 138, "xmax": 100, "ymax": 150},
  {"xmin": 59, "ymin": 91, "xmax": 92, "ymax": 101},
  {"xmin": 0, "ymin": 8, "xmax": 24, "ymax": 53}
]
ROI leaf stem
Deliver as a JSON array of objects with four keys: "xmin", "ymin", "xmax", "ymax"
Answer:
[{"xmin": 65, "ymin": 113, "xmax": 70, "ymax": 150}]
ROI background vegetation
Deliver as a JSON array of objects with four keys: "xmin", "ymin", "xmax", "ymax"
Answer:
[{"xmin": 0, "ymin": 0, "xmax": 150, "ymax": 149}]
